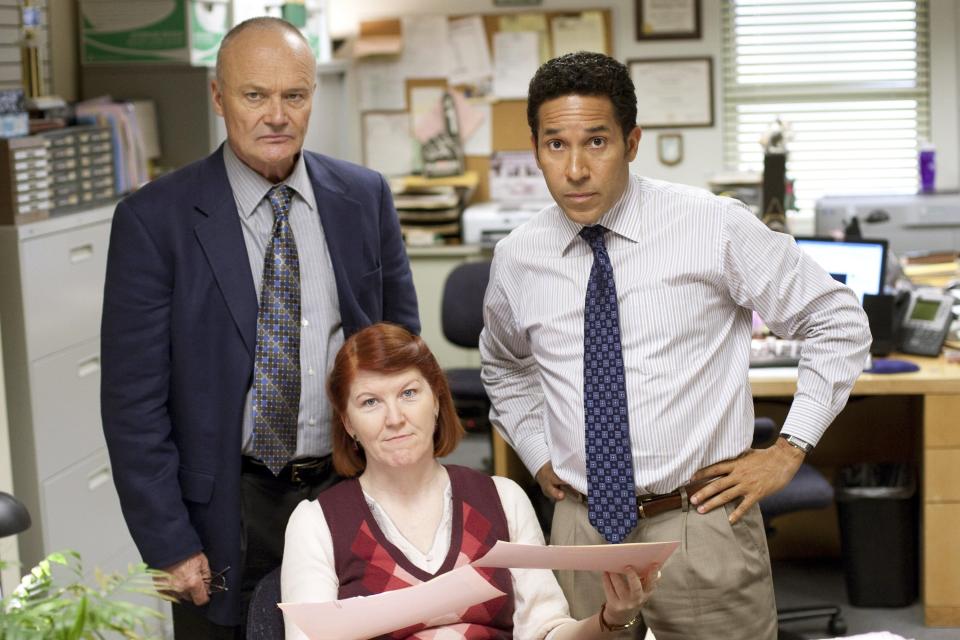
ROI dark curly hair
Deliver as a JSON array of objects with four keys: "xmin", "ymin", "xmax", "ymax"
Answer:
[{"xmin": 527, "ymin": 51, "xmax": 637, "ymax": 143}]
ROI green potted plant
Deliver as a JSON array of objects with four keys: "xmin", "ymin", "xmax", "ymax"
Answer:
[{"xmin": 0, "ymin": 551, "xmax": 173, "ymax": 639}]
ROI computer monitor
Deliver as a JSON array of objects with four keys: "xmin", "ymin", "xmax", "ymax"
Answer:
[{"xmin": 794, "ymin": 237, "xmax": 888, "ymax": 304}]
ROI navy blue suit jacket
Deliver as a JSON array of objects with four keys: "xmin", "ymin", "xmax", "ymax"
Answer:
[{"xmin": 100, "ymin": 146, "xmax": 419, "ymax": 625}]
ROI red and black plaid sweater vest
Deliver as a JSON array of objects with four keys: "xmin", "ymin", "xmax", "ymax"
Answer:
[{"xmin": 316, "ymin": 464, "xmax": 515, "ymax": 639}]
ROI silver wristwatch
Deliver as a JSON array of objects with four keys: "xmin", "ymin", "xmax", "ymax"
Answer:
[{"xmin": 780, "ymin": 433, "xmax": 814, "ymax": 454}]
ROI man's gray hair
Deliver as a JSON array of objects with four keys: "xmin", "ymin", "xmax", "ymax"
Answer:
[{"xmin": 215, "ymin": 16, "xmax": 314, "ymax": 84}]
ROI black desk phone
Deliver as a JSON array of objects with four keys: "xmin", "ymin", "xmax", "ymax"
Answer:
[{"xmin": 897, "ymin": 289, "xmax": 955, "ymax": 356}]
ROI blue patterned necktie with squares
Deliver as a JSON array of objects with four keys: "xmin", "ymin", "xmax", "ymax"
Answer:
[
  {"xmin": 580, "ymin": 225, "xmax": 637, "ymax": 544},
  {"xmin": 251, "ymin": 184, "xmax": 300, "ymax": 475}
]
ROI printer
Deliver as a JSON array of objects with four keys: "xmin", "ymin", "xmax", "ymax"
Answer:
[
  {"xmin": 462, "ymin": 201, "xmax": 551, "ymax": 247},
  {"xmin": 815, "ymin": 192, "xmax": 960, "ymax": 255}
]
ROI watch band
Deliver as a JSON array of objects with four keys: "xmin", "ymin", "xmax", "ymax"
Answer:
[
  {"xmin": 780, "ymin": 433, "xmax": 814, "ymax": 454},
  {"xmin": 598, "ymin": 603, "xmax": 640, "ymax": 632}
]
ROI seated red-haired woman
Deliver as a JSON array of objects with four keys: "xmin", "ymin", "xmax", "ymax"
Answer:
[{"xmin": 281, "ymin": 323, "xmax": 658, "ymax": 639}]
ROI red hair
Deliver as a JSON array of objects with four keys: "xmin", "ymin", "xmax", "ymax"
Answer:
[{"xmin": 327, "ymin": 323, "xmax": 463, "ymax": 476}]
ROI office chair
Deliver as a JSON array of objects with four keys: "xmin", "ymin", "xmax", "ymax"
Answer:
[
  {"xmin": 246, "ymin": 566, "xmax": 284, "ymax": 640},
  {"xmin": 440, "ymin": 260, "xmax": 493, "ymax": 433},
  {"xmin": 0, "ymin": 492, "xmax": 31, "ymax": 598},
  {"xmin": 440, "ymin": 259, "xmax": 555, "ymax": 530},
  {"xmin": 754, "ymin": 417, "xmax": 847, "ymax": 640}
]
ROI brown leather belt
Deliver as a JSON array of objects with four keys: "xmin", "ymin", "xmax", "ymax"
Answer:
[{"xmin": 635, "ymin": 477, "xmax": 717, "ymax": 519}]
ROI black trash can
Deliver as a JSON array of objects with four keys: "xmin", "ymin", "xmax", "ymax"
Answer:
[{"xmin": 835, "ymin": 462, "xmax": 918, "ymax": 607}]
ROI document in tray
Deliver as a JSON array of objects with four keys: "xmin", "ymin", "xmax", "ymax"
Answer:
[
  {"xmin": 279, "ymin": 565, "xmax": 505, "ymax": 640},
  {"xmin": 473, "ymin": 540, "xmax": 679, "ymax": 573}
]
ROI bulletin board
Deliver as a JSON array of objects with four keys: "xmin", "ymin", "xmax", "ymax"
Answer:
[{"xmin": 356, "ymin": 8, "xmax": 614, "ymax": 203}]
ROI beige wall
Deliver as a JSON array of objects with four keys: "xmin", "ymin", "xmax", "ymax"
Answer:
[
  {"xmin": 47, "ymin": 0, "xmax": 77, "ymax": 102},
  {"xmin": 328, "ymin": 0, "xmax": 960, "ymax": 191},
  {"xmin": 45, "ymin": 0, "xmax": 960, "ymax": 191}
]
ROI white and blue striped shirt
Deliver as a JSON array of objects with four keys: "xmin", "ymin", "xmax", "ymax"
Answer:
[
  {"xmin": 480, "ymin": 174, "xmax": 871, "ymax": 495},
  {"xmin": 223, "ymin": 143, "xmax": 343, "ymax": 459}
]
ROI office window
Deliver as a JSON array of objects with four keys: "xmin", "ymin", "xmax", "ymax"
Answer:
[{"xmin": 722, "ymin": 0, "xmax": 930, "ymax": 215}]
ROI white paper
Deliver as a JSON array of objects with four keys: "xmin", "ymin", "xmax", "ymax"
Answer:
[
  {"xmin": 473, "ymin": 540, "xmax": 679, "ymax": 573},
  {"xmin": 463, "ymin": 100, "xmax": 492, "ymax": 156},
  {"xmin": 448, "ymin": 16, "xmax": 493, "ymax": 86},
  {"xmin": 363, "ymin": 113, "xmax": 414, "ymax": 177},
  {"xmin": 551, "ymin": 11, "xmax": 607, "ymax": 58},
  {"xmin": 280, "ymin": 565, "xmax": 505, "ymax": 640},
  {"xmin": 401, "ymin": 15, "xmax": 451, "ymax": 79},
  {"xmin": 493, "ymin": 31, "xmax": 540, "ymax": 100},
  {"xmin": 499, "ymin": 14, "xmax": 551, "ymax": 64},
  {"xmin": 489, "ymin": 151, "xmax": 553, "ymax": 203},
  {"xmin": 356, "ymin": 58, "xmax": 406, "ymax": 111}
]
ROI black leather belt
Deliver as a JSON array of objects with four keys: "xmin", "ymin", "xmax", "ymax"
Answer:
[{"xmin": 241, "ymin": 455, "xmax": 332, "ymax": 486}]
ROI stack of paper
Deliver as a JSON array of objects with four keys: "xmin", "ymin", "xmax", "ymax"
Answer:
[
  {"xmin": 74, "ymin": 97, "xmax": 149, "ymax": 195},
  {"xmin": 281, "ymin": 540, "xmax": 679, "ymax": 640},
  {"xmin": 392, "ymin": 185, "xmax": 462, "ymax": 246}
]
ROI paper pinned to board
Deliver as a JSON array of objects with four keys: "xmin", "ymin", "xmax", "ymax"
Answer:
[
  {"xmin": 400, "ymin": 15, "xmax": 451, "ymax": 78},
  {"xmin": 356, "ymin": 58, "xmax": 406, "ymax": 111},
  {"xmin": 280, "ymin": 565, "xmax": 505, "ymax": 640},
  {"xmin": 448, "ymin": 16, "xmax": 493, "ymax": 86},
  {"xmin": 473, "ymin": 540, "xmax": 679, "ymax": 573},
  {"xmin": 362, "ymin": 113, "xmax": 414, "ymax": 177},
  {"xmin": 499, "ymin": 13, "xmax": 551, "ymax": 64},
  {"xmin": 493, "ymin": 31, "xmax": 539, "ymax": 99},
  {"xmin": 550, "ymin": 11, "xmax": 607, "ymax": 57}
]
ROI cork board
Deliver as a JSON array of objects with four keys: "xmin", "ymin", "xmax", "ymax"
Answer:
[{"xmin": 360, "ymin": 8, "xmax": 613, "ymax": 201}]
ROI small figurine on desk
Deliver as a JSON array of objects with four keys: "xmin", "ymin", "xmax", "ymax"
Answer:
[{"xmin": 759, "ymin": 117, "xmax": 792, "ymax": 234}]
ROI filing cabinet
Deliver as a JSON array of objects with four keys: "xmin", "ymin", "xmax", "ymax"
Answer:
[
  {"xmin": 0, "ymin": 136, "xmax": 52, "ymax": 224},
  {"xmin": 0, "ymin": 205, "xmax": 141, "ymax": 576}
]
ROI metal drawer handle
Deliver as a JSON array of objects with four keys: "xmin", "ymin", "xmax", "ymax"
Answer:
[
  {"xmin": 69, "ymin": 244, "xmax": 94, "ymax": 263},
  {"xmin": 87, "ymin": 466, "xmax": 111, "ymax": 491},
  {"xmin": 77, "ymin": 355, "xmax": 100, "ymax": 378}
]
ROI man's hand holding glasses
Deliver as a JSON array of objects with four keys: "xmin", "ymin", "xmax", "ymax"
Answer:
[{"xmin": 158, "ymin": 552, "xmax": 228, "ymax": 606}]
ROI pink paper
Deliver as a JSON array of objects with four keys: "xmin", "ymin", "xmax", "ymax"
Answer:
[
  {"xmin": 413, "ymin": 89, "xmax": 486, "ymax": 144},
  {"xmin": 279, "ymin": 565, "xmax": 505, "ymax": 640},
  {"xmin": 472, "ymin": 540, "xmax": 680, "ymax": 573}
]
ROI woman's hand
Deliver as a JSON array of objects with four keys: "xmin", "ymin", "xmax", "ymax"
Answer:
[{"xmin": 599, "ymin": 564, "xmax": 661, "ymax": 627}]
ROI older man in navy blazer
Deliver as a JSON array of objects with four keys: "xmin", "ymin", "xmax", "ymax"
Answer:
[{"xmin": 101, "ymin": 17, "xmax": 419, "ymax": 638}]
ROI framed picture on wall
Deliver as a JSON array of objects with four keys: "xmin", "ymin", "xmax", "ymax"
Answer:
[
  {"xmin": 635, "ymin": 0, "xmax": 701, "ymax": 40},
  {"xmin": 628, "ymin": 57, "xmax": 714, "ymax": 128}
]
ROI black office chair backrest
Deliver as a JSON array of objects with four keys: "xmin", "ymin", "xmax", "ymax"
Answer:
[
  {"xmin": 441, "ymin": 260, "xmax": 492, "ymax": 348},
  {"xmin": 246, "ymin": 566, "xmax": 283, "ymax": 640}
]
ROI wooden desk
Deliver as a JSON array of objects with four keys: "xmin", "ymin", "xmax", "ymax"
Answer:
[
  {"xmin": 492, "ymin": 354, "xmax": 960, "ymax": 627},
  {"xmin": 752, "ymin": 354, "xmax": 960, "ymax": 627}
]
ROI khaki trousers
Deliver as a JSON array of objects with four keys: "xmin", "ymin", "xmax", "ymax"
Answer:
[{"xmin": 551, "ymin": 494, "xmax": 777, "ymax": 640}]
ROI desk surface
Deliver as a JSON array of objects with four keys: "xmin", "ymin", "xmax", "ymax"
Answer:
[{"xmin": 750, "ymin": 354, "xmax": 960, "ymax": 397}]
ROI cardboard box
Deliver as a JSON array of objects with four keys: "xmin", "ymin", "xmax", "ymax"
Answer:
[{"xmin": 80, "ymin": 0, "xmax": 230, "ymax": 66}]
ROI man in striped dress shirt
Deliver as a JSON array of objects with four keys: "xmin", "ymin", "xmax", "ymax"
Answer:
[{"xmin": 480, "ymin": 52, "xmax": 871, "ymax": 640}]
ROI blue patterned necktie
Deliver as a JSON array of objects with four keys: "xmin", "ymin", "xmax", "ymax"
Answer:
[
  {"xmin": 252, "ymin": 185, "xmax": 300, "ymax": 475},
  {"xmin": 581, "ymin": 225, "xmax": 637, "ymax": 544}
]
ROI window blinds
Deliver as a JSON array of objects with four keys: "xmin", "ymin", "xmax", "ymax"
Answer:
[{"xmin": 722, "ymin": 0, "xmax": 930, "ymax": 215}]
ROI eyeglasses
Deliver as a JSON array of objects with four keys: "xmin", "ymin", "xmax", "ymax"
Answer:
[{"xmin": 204, "ymin": 565, "xmax": 231, "ymax": 595}]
